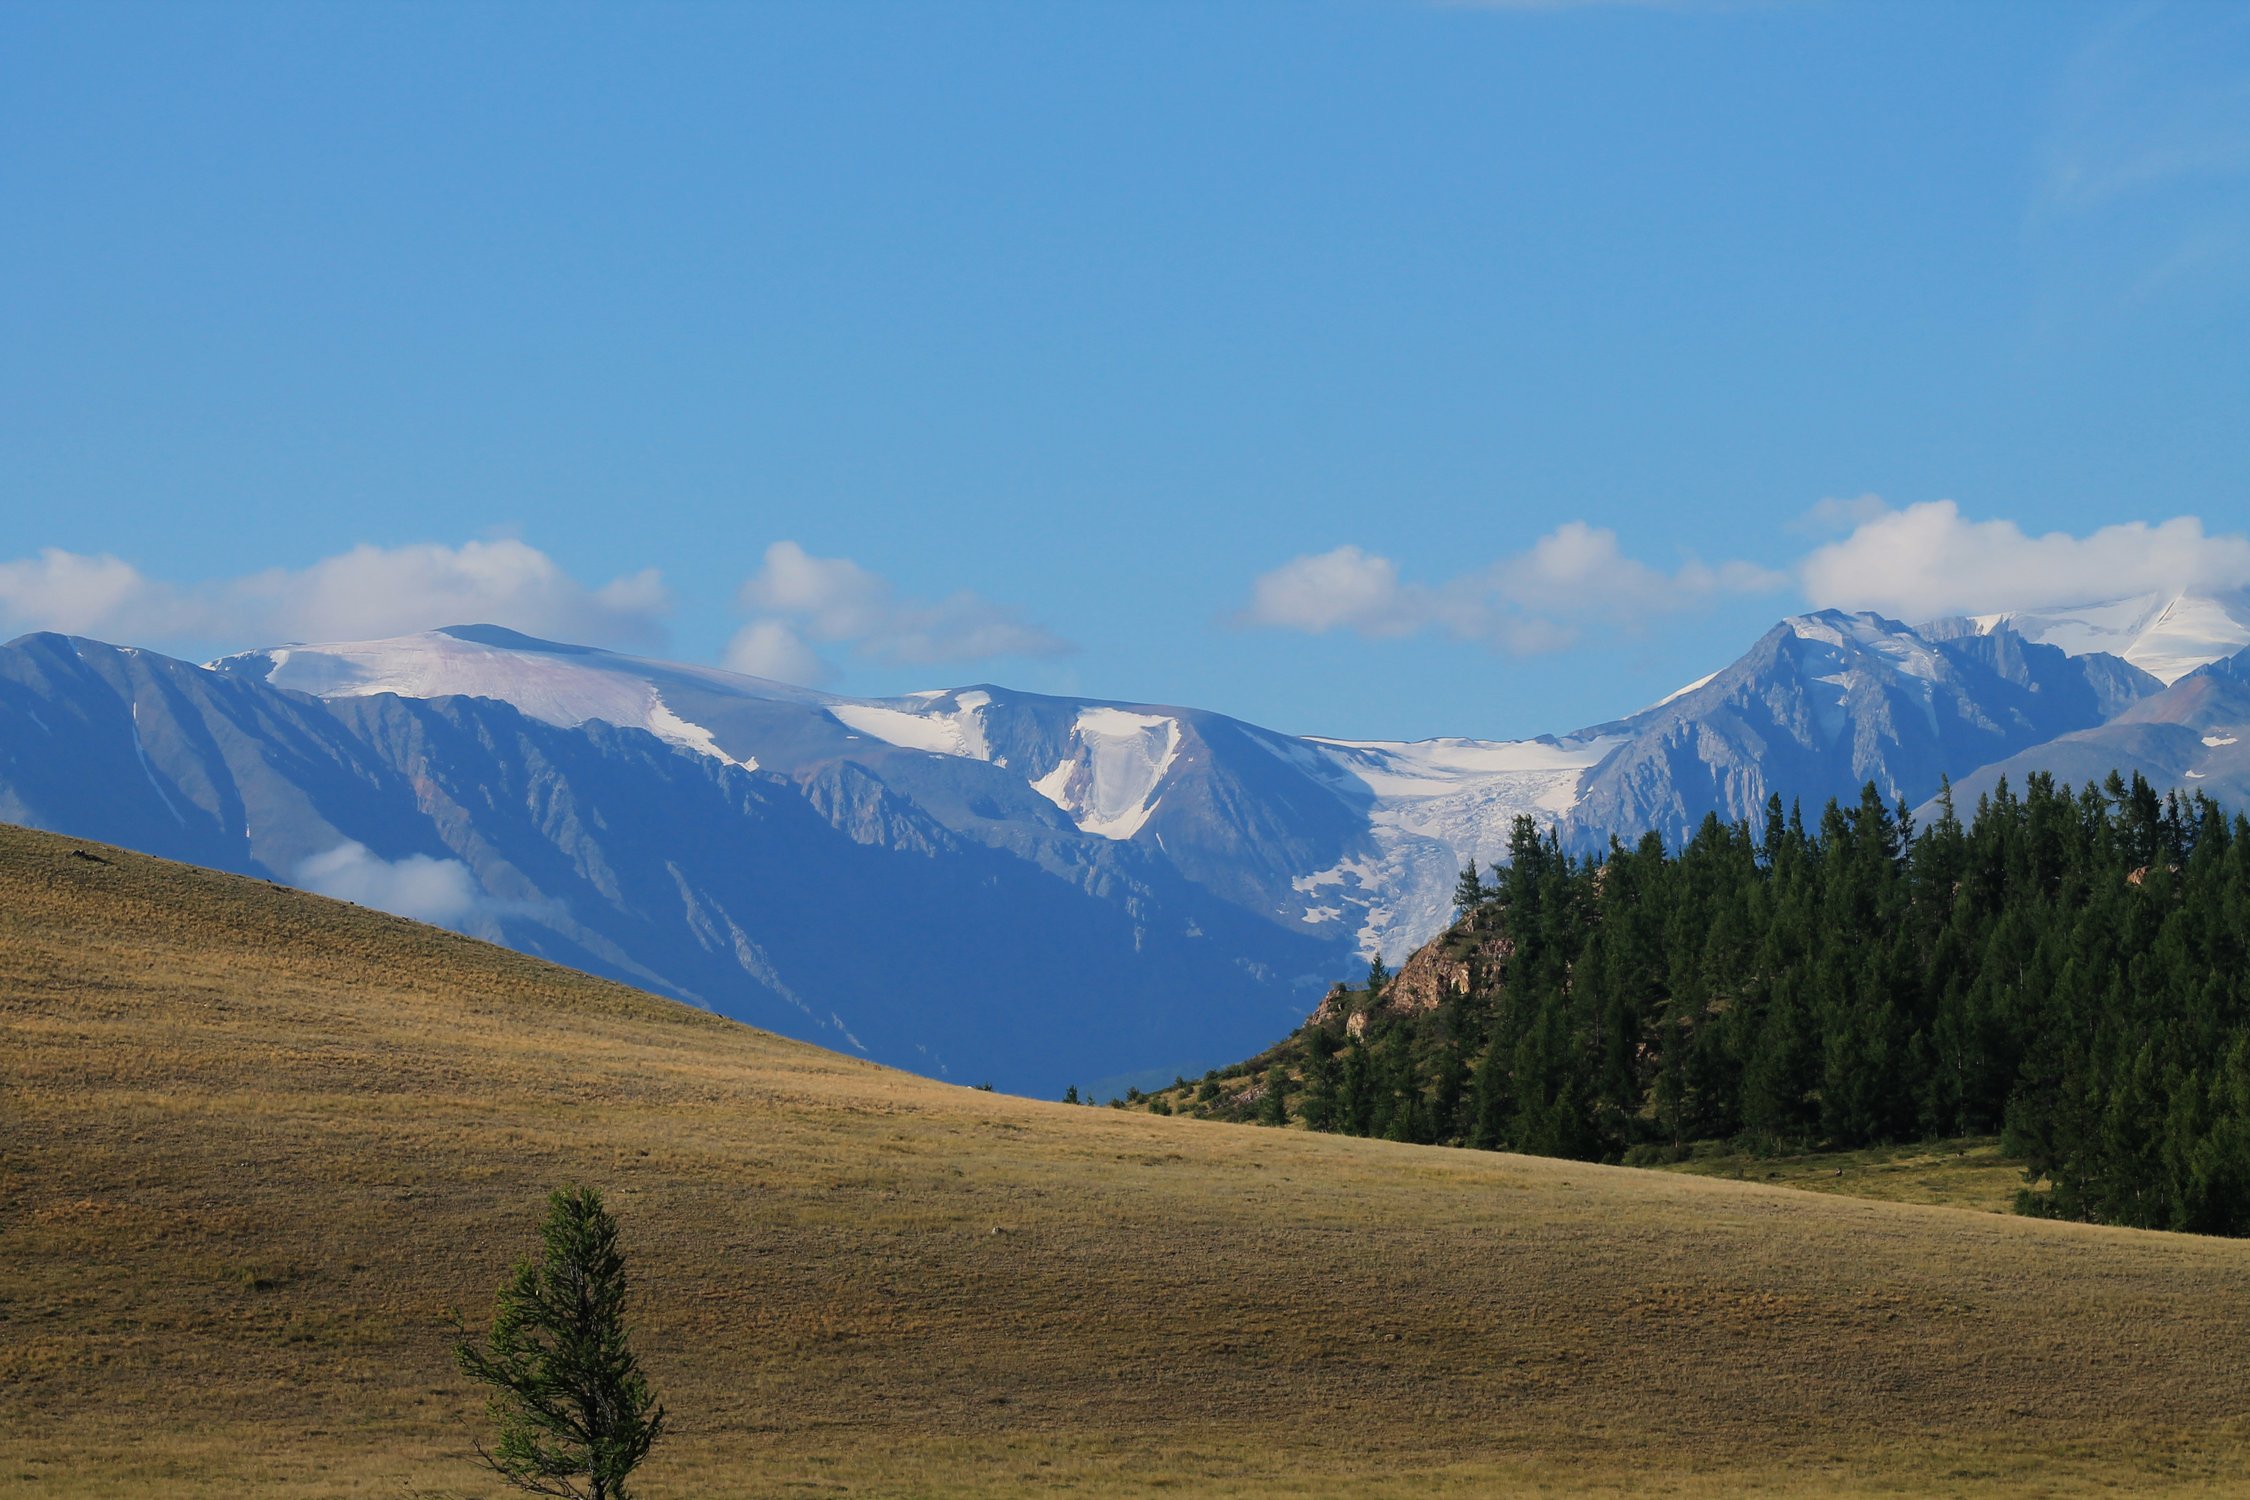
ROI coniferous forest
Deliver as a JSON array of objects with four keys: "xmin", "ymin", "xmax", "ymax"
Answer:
[{"xmin": 1242, "ymin": 772, "xmax": 2250, "ymax": 1236}]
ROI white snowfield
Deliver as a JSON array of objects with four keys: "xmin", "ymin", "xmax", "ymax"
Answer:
[
  {"xmin": 1027, "ymin": 708, "xmax": 1182, "ymax": 841},
  {"xmin": 829, "ymin": 696, "xmax": 993, "ymax": 761},
  {"xmin": 1963, "ymin": 589, "xmax": 2250, "ymax": 685},
  {"xmin": 226, "ymin": 630, "xmax": 783, "ymax": 770},
  {"xmin": 828, "ymin": 695, "xmax": 1183, "ymax": 841},
  {"xmin": 1299, "ymin": 733, "xmax": 1621, "ymax": 959}
]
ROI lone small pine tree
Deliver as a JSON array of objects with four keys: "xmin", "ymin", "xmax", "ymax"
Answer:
[
  {"xmin": 454, "ymin": 1185, "xmax": 665, "ymax": 1500},
  {"xmin": 1454, "ymin": 859, "xmax": 1485, "ymax": 919}
]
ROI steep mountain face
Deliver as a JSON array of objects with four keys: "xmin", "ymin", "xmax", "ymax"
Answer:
[
  {"xmin": 0, "ymin": 600, "xmax": 2216, "ymax": 1096},
  {"xmin": 0, "ymin": 632, "xmax": 1343, "ymax": 1093},
  {"xmin": 0, "ymin": 632, "xmax": 440, "ymax": 875},
  {"xmin": 213, "ymin": 626, "xmax": 1604, "ymax": 964},
  {"xmin": 1938, "ymin": 644, "xmax": 2250, "ymax": 814},
  {"xmin": 1559, "ymin": 611, "xmax": 2160, "ymax": 851}
]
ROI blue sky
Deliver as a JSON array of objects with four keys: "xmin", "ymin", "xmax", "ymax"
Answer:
[{"xmin": 4, "ymin": 1, "xmax": 2249, "ymax": 740}]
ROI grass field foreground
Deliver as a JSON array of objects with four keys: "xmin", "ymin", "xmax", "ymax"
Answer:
[{"xmin": 6, "ymin": 822, "xmax": 2250, "ymax": 1496}]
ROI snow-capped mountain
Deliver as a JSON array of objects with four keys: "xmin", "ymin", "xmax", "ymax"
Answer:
[
  {"xmin": 1562, "ymin": 609, "xmax": 2159, "ymax": 850},
  {"xmin": 4, "ymin": 630, "xmax": 1348, "ymax": 1094},
  {"xmin": 0, "ymin": 597, "xmax": 2220, "ymax": 1093},
  {"xmin": 1940, "ymin": 588, "xmax": 2250, "ymax": 686},
  {"xmin": 213, "ymin": 625, "xmax": 1597, "ymax": 964}
]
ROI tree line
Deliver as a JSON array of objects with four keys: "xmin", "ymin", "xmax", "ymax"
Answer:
[{"xmin": 1260, "ymin": 771, "xmax": 2250, "ymax": 1235}]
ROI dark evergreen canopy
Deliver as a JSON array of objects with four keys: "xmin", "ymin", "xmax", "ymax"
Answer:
[{"xmin": 1287, "ymin": 772, "xmax": 2250, "ymax": 1236}]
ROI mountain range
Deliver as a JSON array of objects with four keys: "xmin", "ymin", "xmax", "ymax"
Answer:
[{"xmin": 3, "ymin": 585, "xmax": 2247, "ymax": 1093}]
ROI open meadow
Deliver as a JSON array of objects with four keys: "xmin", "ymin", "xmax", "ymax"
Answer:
[{"xmin": 7, "ymin": 821, "xmax": 2250, "ymax": 1497}]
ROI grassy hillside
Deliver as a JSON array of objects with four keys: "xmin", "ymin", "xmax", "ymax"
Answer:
[{"xmin": 7, "ymin": 822, "xmax": 2250, "ymax": 1497}]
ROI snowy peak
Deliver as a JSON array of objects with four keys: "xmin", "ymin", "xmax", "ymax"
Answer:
[
  {"xmin": 1784, "ymin": 609, "xmax": 1946, "ymax": 682},
  {"xmin": 1946, "ymin": 589, "xmax": 2250, "ymax": 686}
]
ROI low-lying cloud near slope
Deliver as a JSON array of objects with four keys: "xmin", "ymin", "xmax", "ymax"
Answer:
[{"xmin": 295, "ymin": 842, "xmax": 503, "ymax": 933}]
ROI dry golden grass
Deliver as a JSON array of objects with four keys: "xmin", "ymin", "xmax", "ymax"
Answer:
[{"xmin": 6, "ymin": 821, "xmax": 2250, "ymax": 1497}]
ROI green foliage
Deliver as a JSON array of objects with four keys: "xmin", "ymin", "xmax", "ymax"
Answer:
[
  {"xmin": 1454, "ymin": 859, "xmax": 1487, "ymax": 919},
  {"xmin": 453, "ymin": 1186, "xmax": 665, "ymax": 1500},
  {"xmin": 1297, "ymin": 1031, "xmax": 1339, "ymax": 1132},
  {"xmin": 1282, "ymin": 774, "xmax": 2250, "ymax": 1236},
  {"xmin": 1257, "ymin": 1063, "xmax": 1290, "ymax": 1126}
]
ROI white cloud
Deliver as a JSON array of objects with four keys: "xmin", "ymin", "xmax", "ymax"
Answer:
[
  {"xmin": 1797, "ymin": 500, "xmax": 2250, "ymax": 621},
  {"xmin": 1789, "ymin": 493, "xmax": 1891, "ymax": 536},
  {"xmin": 0, "ymin": 550, "xmax": 203, "ymax": 641},
  {"xmin": 296, "ymin": 841, "xmax": 491, "ymax": 931},
  {"xmin": 1238, "ymin": 523, "xmax": 1785, "ymax": 655},
  {"xmin": 0, "ymin": 539, "xmax": 670, "ymax": 651},
  {"xmin": 1242, "ymin": 546, "xmax": 1414, "ymax": 636},
  {"xmin": 724, "ymin": 619, "xmax": 831, "ymax": 685},
  {"xmin": 728, "ymin": 541, "xmax": 1071, "ymax": 684}
]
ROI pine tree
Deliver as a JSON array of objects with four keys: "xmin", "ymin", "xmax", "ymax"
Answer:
[
  {"xmin": 1258, "ymin": 1063, "xmax": 1291, "ymax": 1126},
  {"xmin": 455, "ymin": 1186, "xmax": 666, "ymax": 1500},
  {"xmin": 1261, "ymin": 774, "xmax": 2250, "ymax": 1235},
  {"xmin": 1298, "ymin": 1033, "xmax": 1340, "ymax": 1131},
  {"xmin": 1454, "ymin": 860, "xmax": 1486, "ymax": 920}
]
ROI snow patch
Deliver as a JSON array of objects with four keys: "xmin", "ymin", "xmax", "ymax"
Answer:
[
  {"xmin": 827, "ymin": 694, "xmax": 993, "ymax": 761},
  {"xmin": 222, "ymin": 628, "xmax": 788, "ymax": 771},
  {"xmin": 2204, "ymin": 735, "xmax": 2239, "ymax": 748},
  {"xmin": 1653, "ymin": 671, "xmax": 1719, "ymax": 709},
  {"xmin": 830, "ymin": 702, "xmax": 968, "ymax": 756},
  {"xmin": 1030, "ymin": 708, "xmax": 1181, "ymax": 841},
  {"xmin": 129, "ymin": 701, "xmax": 188, "ymax": 827},
  {"xmin": 1791, "ymin": 612, "xmax": 1944, "ymax": 681},
  {"xmin": 647, "ymin": 694, "xmax": 756, "ymax": 770}
]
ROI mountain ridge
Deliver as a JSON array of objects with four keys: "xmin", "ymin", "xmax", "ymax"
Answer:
[{"xmin": 2, "ymin": 589, "xmax": 2242, "ymax": 1091}]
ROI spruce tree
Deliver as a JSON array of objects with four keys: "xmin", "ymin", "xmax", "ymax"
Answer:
[
  {"xmin": 1454, "ymin": 860, "xmax": 1486, "ymax": 920},
  {"xmin": 455, "ymin": 1186, "xmax": 666, "ymax": 1500},
  {"xmin": 1258, "ymin": 1062, "xmax": 1292, "ymax": 1126},
  {"xmin": 1298, "ymin": 1033, "xmax": 1340, "ymax": 1131}
]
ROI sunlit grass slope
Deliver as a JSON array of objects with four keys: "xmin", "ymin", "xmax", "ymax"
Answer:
[{"xmin": 7, "ymin": 820, "xmax": 2250, "ymax": 1497}]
